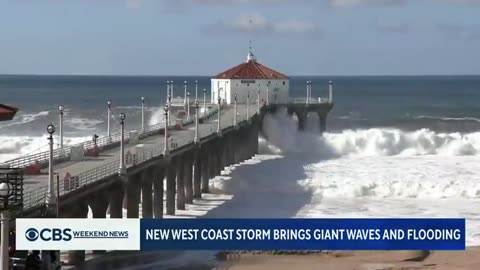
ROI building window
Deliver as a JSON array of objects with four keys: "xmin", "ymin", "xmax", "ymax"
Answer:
[
  {"xmin": 283, "ymin": 81, "xmax": 285, "ymax": 85},
  {"xmin": 247, "ymin": 84, "xmax": 250, "ymax": 86}
]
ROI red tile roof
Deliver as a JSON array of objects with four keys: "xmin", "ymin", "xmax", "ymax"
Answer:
[
  {"xmin": 214, "ymin": 61, "xmax": 288, "ymax": 80},
  {"xmin": 0, "ymin": 104, "xmax": 18, "ymax": 121}
]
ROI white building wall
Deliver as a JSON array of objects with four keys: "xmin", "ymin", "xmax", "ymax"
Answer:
[{"xmin": 212, "ymin": 78, "xmax": 289, "ymax": 105}]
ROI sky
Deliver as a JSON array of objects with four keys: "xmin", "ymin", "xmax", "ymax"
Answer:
[{"xmin": 0, "ymin": 0, "xmax": 479, "ymax": 76}]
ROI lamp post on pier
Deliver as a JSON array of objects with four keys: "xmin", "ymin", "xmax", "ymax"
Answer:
[
  {"xmin": 141, "ymin": 97, "xmax": 145, "ymax": 133},
  {"xmin": 247, "ymin": 92, "xmax": 250, "ymax": 119},
  {"xmin": 203, "ymin": 89, "xmax": 207, "ymax": 117},
  {"xmin": 166, "ymin": 80, "xmax": 170, "ymax": 100},
  {"xmin": 257, "ymin": 88, "xmax": 261, "ymax": 113},
  {"xmin": 58, "ymin": 105, "xmax": 64, "ymax": 155},
  {"xmin": 233, "ymin": 94, "xmax": 238, "ymax": 128},
  {"xmin": 171, "ymin": 81, "xmax": 175, "ymax": 101},
  {"xmin": 107, "ymin": 100, "xmax": 111, "ymax": 139},
  {"xmin": 163, "ymin": 106, "xmax": 169, "ymax": 155},
  {"xmin": 118, "ymin": 113, "xmax": 126, "ymax": 177},
  {"xmin": 306, "ymin": 81, "xmax": 310, "ymax": 105},
  {"xmin": 217, "ymin": 96, "xmax": 222, "ymax": 136},
  {"xmin": 184, "ymin": 81, "xmax": 188, "ymax": 109},
  {"xmin": 46, "ymin": 124, "xmax": 55, "ymax": 207},
  {"xmin": 167, "ymin": 94, "xmax": 172, "ymax": 126},
  {"xmin": 187, "ymin": 92, "xmax": 191, "ymax": 121},
  {"xmin": 195, "ymin": 80, "xmax": 198, "ymax": 102},
  {"xmin": 266, "ymin": 81, "xmax": 271, "ymax": 105},
  {"xmin": 329, "ymin": 80, "xmax": 333, "ymax": 103},
  {"xmin": 194, "ymin": 101, "xmax": 199, "ymax": 144}
]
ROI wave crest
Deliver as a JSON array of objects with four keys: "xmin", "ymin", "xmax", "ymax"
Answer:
[{"xmin": 261, "ymin": 110, "xmax": 480, "ymax": 157}]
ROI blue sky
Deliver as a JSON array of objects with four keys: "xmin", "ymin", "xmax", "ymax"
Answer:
[{"xmin": 0, "ymin": 0, "xmax": 478, "ymax": 76}]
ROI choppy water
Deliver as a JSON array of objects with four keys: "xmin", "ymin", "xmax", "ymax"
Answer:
[{"xmin": 2, "ymin": 75, "xmax": 480, "ymax": 268}]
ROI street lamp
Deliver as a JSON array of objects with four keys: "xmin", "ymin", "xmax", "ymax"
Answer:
[
  {"xmin": 233, "ymin": 94, "xmax": 238, "ymax": 128},
  {"xmin": 224, "ymin": 81, "xmax": 228, "ymax": 103},
  {"xmin": 257, "ymin": 88, "xmax": 261, "ymax": 113},
  {"xmin": 217, "ymin": 96, "xmax": 222, "ymax": 136},
  {"xmin": 0, "ymin": 180, "xmax": 13, "ymax": 270},
  {"xmin": 118, "ymin": 113, "xmax": 126, "ymax": 176},
  {"xmin": 195, "ymin": 80, "xmax": 198, "ymax": 102},
  {"xmin": 329, "ymin": 80, "xmax": 333, "ymax": 103},
  {"xmin": 203, "ymin": 89, "xmax": 207, "ymax": 117},
  {"xmin": 58, "ymin": 105, "xmax": 64, "ymax": 155},
  {"xmin": 171, "ymin": 81, "xmax": 175, "ymax": 102},
  {"xmin": 46, "ymin": 124, "xmax": 55, "ymax": 207},
  {"xmin": 306, "ymin": 81, "xmax": 310, "ymax": 105},
  {"xmin": 266, "ymin": 81, "xmax": 271, "ymax": 105},
  {"xmin": 187, "ymin": 92, "xmax": 191, "ymax": 121},
  {"xmin": 247, "ymin": 91, "xmax": 250, "ymax": 119},
  {"xmin": 107, "ymin": 100, "xmax": 112, "ymax": 139},
  {"xmin": 194, "ymin": 100, "xmax": 200, "ymax": 144},
  {"xmin": 163, "ymin": 106, "xmax": 169, "ymax": 155},
  {"xmin": 184, "ymin": 81, "xmax": 188, "ymax": 109},
  {"xmin": 141, "ymin": 97, "xmax": 145, "ymax": 133},
  {"xmin": 167, "ymin": 94, "xmax": 172, "ymax": 126}
]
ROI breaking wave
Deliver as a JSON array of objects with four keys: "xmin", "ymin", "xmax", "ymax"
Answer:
[
  {"xmin": 261, "ymin": 109, "xmax": 480, "ymax": 157},
  {"xmin": 259, "ymin": 109, "xmax": 480, "ymax": 202}
]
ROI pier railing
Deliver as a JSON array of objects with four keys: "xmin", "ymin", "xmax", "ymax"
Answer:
[
  {"xmin": 21, "ymin": 105, "xmax": 240, "ymax": 211},
  {"xmin": 4, "ymin": 105, "xmax": 220, "ymax": 170},
  {"xmin": 288, "ymin": 97, "xmax": 331, "ymax": 104}
]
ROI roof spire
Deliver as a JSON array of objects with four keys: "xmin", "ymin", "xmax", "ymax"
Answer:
[{"xmin": 247, "ymin": 16, "xmax": 256, "ymax": 62}]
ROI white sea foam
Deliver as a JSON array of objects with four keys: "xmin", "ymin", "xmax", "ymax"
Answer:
[
  {"xmin": 65, "ymin": 117, "xmax": 104, "ymax": 131},
  {"xmin": 149, "ymin": 107, "xmax": 167, "ymax": 126},
  {"xmin": 0, "ymin": 135, "xmax": 91, "ymax": 163},
  {"xmin": 415, "ymin": 115, "xmax": 480, "ymax": 123},
  {"xmin": 0, "ymin": 110, "xmax": 50, "ymax": 129},
  {"xmin": 208, "ymin": 109, "xmax": 480, "ymax": 246},
  {"xmin": 263, "ymin": 109, "xmax": 480, "ymax": 157}
]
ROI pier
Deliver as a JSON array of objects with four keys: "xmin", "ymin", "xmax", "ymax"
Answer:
[{"xmin": 3, "ymin": 89, "xmax": 333, "ymax": 265}]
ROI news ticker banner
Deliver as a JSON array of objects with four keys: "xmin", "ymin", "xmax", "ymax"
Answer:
[{"xmin": 16, "ymin": 218, "xmax": 465, "ymax": 251}]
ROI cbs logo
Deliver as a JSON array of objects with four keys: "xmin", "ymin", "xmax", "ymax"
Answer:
[{"xmin": 25, "ymin": 228, "xmax": 72, "ymax": 242}]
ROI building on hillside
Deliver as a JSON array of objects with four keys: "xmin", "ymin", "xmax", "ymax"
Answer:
[{"xmin": 211, "ymin": 49, "xmax": 289, "ymax": 105}]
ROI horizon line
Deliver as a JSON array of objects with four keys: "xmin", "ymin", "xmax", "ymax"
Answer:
[{"xmin": 0, "ymin": 73, "xmax": 479, "ymax": 78}]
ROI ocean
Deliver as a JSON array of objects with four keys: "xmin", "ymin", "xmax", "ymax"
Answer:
[{"xmin": 1, "ymin": 75, "xmax": 480, "ymax": 267}]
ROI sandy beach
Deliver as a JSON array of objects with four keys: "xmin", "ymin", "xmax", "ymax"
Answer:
[{"xmin": 221, "ymin": 248, "xmax": 480, "ymax": 270}]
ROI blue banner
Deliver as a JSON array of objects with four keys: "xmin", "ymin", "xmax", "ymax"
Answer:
[{"xmin": 140, "ymin": 218, "xmax": 465, "ymax": 251}]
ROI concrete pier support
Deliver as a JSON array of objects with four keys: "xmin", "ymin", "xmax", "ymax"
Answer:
[
  {"xmin": 201, "ymin": 150, "xmax": 210, "ymax": 193},
  {"xmin": 193, "ymin": 148, "xmax": 202, "ymax": 198},
  {"xmin": 153, "ymin": 167, "xmax": 165, "ymax": 218},
  {"xmin": 209, "ymin": 149, "xmax": 217, "ymax": 179},
  {"xmin": 88, "ymin": 195, "xmax": 109, "ymax": 255},
  {"xmin": 62, "ymin": 202, "xmax": 89, "ymax": 265},
  {"xmin": 254, "ymin": 119, "xmax": 259, "ymax": 154},
  {"xmin": 184, "ymin": 154, "xmax": 194, "ymax": 204},
  {"xmin": 176, "ymin": 155, "xmax": 186, "ymax": 210},
  {"xmin": 226, "ymin": 135, "xmax": 234, "ymax": 166},
  {"xmin": 166, "ymin": 158, "xmax": 177, "ymax": 215},
  {"xmin": 297, "ymin": 113, "xmax": 306, "ymax": 131},
  {"xmin": 109, "ymin": 180, "xmax": 125, "ymax": 219},
  {"xmin": 232, "ymin": 133, "xmax": 240, "ymax": 164},
  {"xmin": 126, "ymin": 175, "xmax": 141, "ymax": 218},
  {"xmin": 319, "ymin": 114, "xmax": 326, "ymax": 134},
  {"xmin": 141, "ymin": 169, "xmax": 154, "ymax": 218},
  {"xmin": 89, "ymin": 195, "xmax": 109, "ymax": 219},
  {"xmin": 216, "ymin": 140, "xmax": 224, "ymax": 175}
]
